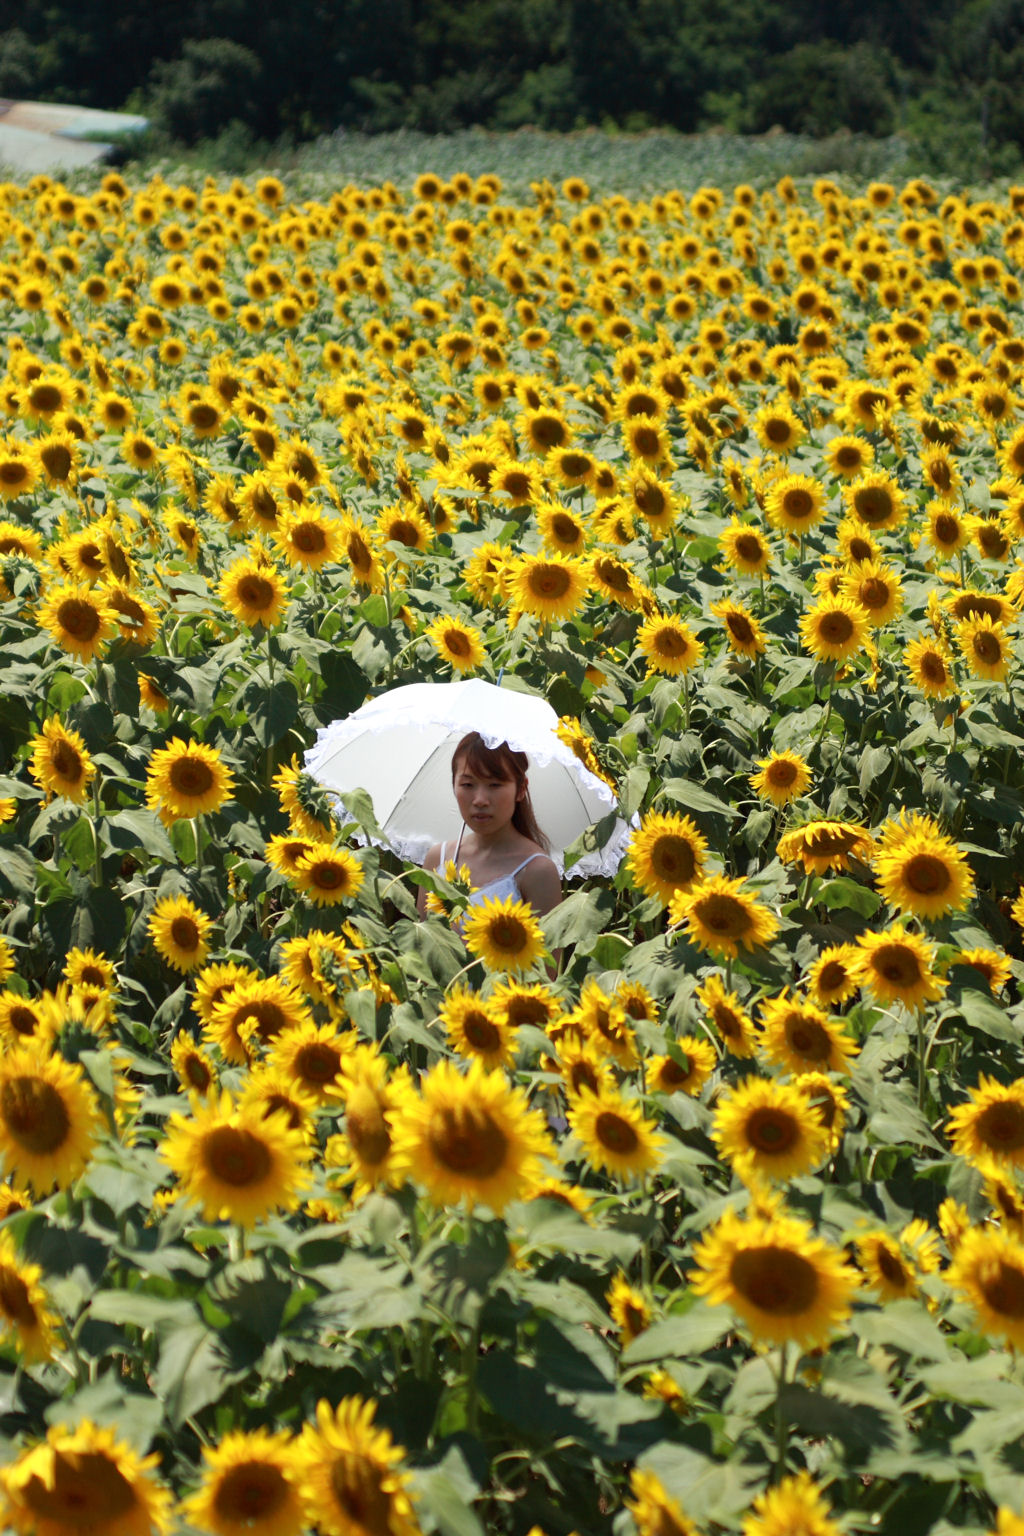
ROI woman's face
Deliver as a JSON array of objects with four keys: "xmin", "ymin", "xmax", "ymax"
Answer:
[{"xmin": 453, "ymin": 758, "xmax": 523, "ymax": 833}]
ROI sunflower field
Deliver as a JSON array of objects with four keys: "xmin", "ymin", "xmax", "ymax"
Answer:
[{"xmin": 2, "ymin": 159, "xmax": 1024, "ymax": 1536}]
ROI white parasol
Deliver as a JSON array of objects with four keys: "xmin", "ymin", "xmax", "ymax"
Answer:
[{"xmin": 304, "ymin": 678, "xmax": 628, "ymax": 877}]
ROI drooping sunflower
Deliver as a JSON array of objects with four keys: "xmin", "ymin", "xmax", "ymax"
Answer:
[
  {"xmin": 509, "ymin": 552, "xmax": 589, "ymax": 624},
  {"xmin": 218, "ymin": 555, "xmax": 290, "ymax": 629},
  {"xmin": 489, "ymin": 979, "xmax": 563, "ymax": 1033},
  {"xmin": 238, "ymin": 1067, "xmax": 319, "ymax": 1137},
  {"xmin": 710, "ymin": 597, "xmax": 766, "ymax": 656},
  {"xmin": 647, "ymin": 1037, "xmax": 716, "ymax": 1097},
  {"xmin": 636, "ymin": 612, "xmax": 703, "ymax": 675},
  {"xmin": 690, "ymin": 1201, "xmax": 860, "ymax": 1348},
  {"xmin": 0, "ymin": 1231, "xmax": 58, "ymax": 1361},
  {"xmin": 955, "ymin": 947, "xmax": 1013, "ymax": 995},
  {"xmin": 798, "ymin": 595, "xmax": 869, "ymax": 664},
  {"xmin": 425, "ymin": 615, "xmax": 486, "ymax": 673},
  {"xmin": 853, "ymin": 927, "xmax": 946, "ymax": 1011},
  {"xmin": 462, "ymin": 895, "xmax": 545, "ymax": 974},
  {"xmin": 393, "ymin": 1057, "xmax": 551, "ymax": 1212},
  {"xmin": 947, "ymin": 1226, "xmax": 1024, "ymax": 1351},
  {"xmin": 37, "ymin": 581, "xmax": 116, "ymax": 663},
  {"xmin": 795, "ymin": 1072, "xmax": 849, "ymax": 1150},
  {"xmin": 856, "ymin": 1227, "xmax": 924, "ymax": 1302},
  {"xmin": 696, "ymin": 973, "xmax": 757, "ymax": 1057},
  {"xmin": 28, "ymin": 716, "xmax": 95, "ymax": 803},
  {"xmin": 760, "ymin": 991, "xmax": 858, "ymax": 1075},
  {"xmin": 777, "ymin": 819, "xmax": 875, "ymax": 875},
  {"xmin": 556, "ymin": 1035, "xmax": 616, "ymax": 1100},
  {"xmin": 948, "ymin": 1076, "xmax": 1024, "ymax": 1175},
  {"xmin": 570, "ymin": 1082, "xmax": 665, "ymax": 1182},
  {"xmin": 626, "ymin": 1468, "xmax": 698, "ymax": 1536},
  {"xmin": 148, "ymin": 894, "xmax": 213, "ymax": 973},
  {"xmin": 626, "ymin": 810, "xmax": 708, "ymax": 907},
  {"xmin": 570, "ymin": 977, "xmax": 638, "ymax": 1068},
  {"xmin": 607, "ymin": 1270, "xmax": 652, "ymax": 1345},
  {"xmin": 296, "ymin": 1396, "xmax": 420, "ymax": 1536},
  {"xmin": 441, "ymin": 986, "xmax": 514, "ymax": 1070},
  {"xmin": 713, "ymin": 1076, "xmax": 831, "ymax": 1185},
  {"xmin": 327, "ymin": 1046, "xmax": 414, "ymax": 1201},
  {"xmin": 0, "ymin": 1418, "xmax": 173, "ymax": 1536},
  {"xmin": 291, "ymin": 844, "xmax": 365, "ymax": 906},
  {"xmin": 161, "ymin": 1090, "xmax": 311, "ymax": 1227},
  {"xmin": 170, "ymin": 1033, "xmax": 218, "ymax": 1097},
  {"xmin": 903, "ymin": 634, "xmax": 956, "ymax": 698},
  {"xmin": 873, "ymin": 813, "xmax": 975, "ymax": 920},
  {"xmin": 145, "ymin": 738, "xmax": 234, "ymax": 822},
  {"xmin": 749, "ymin": 751, "xmax": 811, "ymax": 806},
  {"xmin": 669, "ymin": 875, "xmax": 779, "ymax": 961},
  {"xmin": 740, "ymin": 1471, "xmax": 843, "ymax": 1536},
  {"xmin": 181, "ymin": 1427, "xmax": 306, "ymax": 1536},
  {"xmin": 0, "ymin": 1047, "xmax": 100, "ymax": 1194},
  {"xmin": 0, "ymin": 440, "xmax": 38, "ymax": 501}
]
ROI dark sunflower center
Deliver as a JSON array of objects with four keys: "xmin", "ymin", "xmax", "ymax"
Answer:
[
  {"xmin": 631, "ymin": 426, "xmax": 661, "ymax": 456},
  {"xmin": 240, "ymin": 1002, "xmax": 288, "ymax": 1043},
  {"xmin": 170, "ymin": 757, "xmax": 215, "ymax": 797},
  {"xmin": 294, "ymin": 525, "xmax": 328, "ymax": 553},
  {"xmin": 820, "ymin": 612, "xmax": 854, "ymax": 643},
  {"xmin": 347, "ymin": 1100, "xmax": 391, "ymax": 1164},
  {"xmin": 981, "ymin": 1260, "xmax": 1024, "ymax": 1318},
  {"xmin": 929, "ymin": 461, "xmax": 953, "ymax": 491},
  {"xmin": 308, "ymin": 860, "xmax": 351, "ymax": 892},
  {"xmin": 57, "ymin": 599, "xmax": 101, "ymax": 641},
  {"xmin": 203, "ymin": 1126, "xmax": 272, "ymax": 1186},
  {"xmin": 488, "ymin": 917, "xmax": 528, "ymax": 953},
  {"xmin": 660, "ymin": 1058, "xmax": 688, "ymax": 1087},
  {"xmin": 973, "ymin": 632, "xmax": 1001, "ymax": 664},
  {"xmin": 296, "ymin": 1044, "xmax": 342, "ymax": 1083},
  {"xmin": 731, "ymin": 1244, "xmax": 818, "ymax": 1313},
  {"xmin": 921, "ymin": 652, "xmax": 948, "ymax": 684},
  {"xmin": 976, "ymin": 1101, "xmax": 1024, "ymax": 1151},
  {"xmin": 902, "ymin": 854, "xmax": 950, "ymax": 895},
  {"xmin": 594, "ymin": 1110, "xmax": 638, "ymax": 1153},
  {"xmin": 214, "ymin": 1463, "xmax": 288, "ymax": 1521},
  {"xmin": 9, "ymin": 1006, "xmax": 41, "ymax": 1037},
  {"xmin": 331, "ymin": 1459, "xmax": 393, "ymax": 1536},
  {"xmin": 746, "ymin": 1107, "xmax": 798, "ymax": 1152},
  {"xmin": 768, "ymin": 761, "xmax": 798, "ymax": 787},
  {"xmin": 251, "ymin": 486, "xmax": 278, "ymax": 522},
  {"xmin": 0, "ymin": 460, "xmax": 31, "ymax": 489},
  {"xmin": 764, "ymin": 418, "xmax": 793, "ymax": 444},
  {"xmin": 727, "ymin": 614, "xmax": 755, "ymax": 644},
  {"xmin": 463, "ymin": 1013, "xmax": 501, "ymax": 1052},
  {"xmin": 444, "ymin": 630, "xmax": 471, "ymax": 658},
  {"xmin": 694, "ymin": 893, "xmax": 752, "ymax": 938},
  {"xmin": 783, "ymin": 490, "xmax": 814, "ymax": 520},
  {"xmin": 848, "ymin": 537, "xmax": 873, "ymax": 562},
  {"xmin": 860, "ymin": 577, "xmax": 890, "ymax": 610},
  {"xmin": 0, "ymin": 1266, "xmax": 36, "ymax": 1327},
  {"xmin": 595, "ymin": 559, "xmax": 631, "ymax": 592},
  {"xmin": 736, "ymin": 534, "xmax": 764, "ymax": 563},
  {"xmin": 835, "ymin": 446, "xmax": 864, "ymax": 470},
  {"xmin": 876, "ymin": 1245, "xmax": 909, "ymax": 1287},
  {"xmin": 169, "ymin": 915, "xmax": 201, "ymax": 950},
  {"xmin": 853, "ymin": 488, "xmax": 894, "ymax": 525},
  {"xmin": 528, "ymin": 567, "xmax": 571, "ymax": 600},
  {"xmin": 238, "ymin": 575, "xmax": 276, "ymax": 611},
  {"xmin": 651, "ymin": 836, "xmax": 696, "ymax": 884},
  {"xmin": 42, "ymin": 444, "xmax": 73, "ymax": 478},
  {"xmin": 817, "ymin": 961, "xmax": 848, "ymax": 993},
  {"xmin": 532, "ymin": 417, "xmax": 566, "ymax": 449},
  {"xmin": 184, "ymin": 1054, "xmax": 212, "ymax": 1091},
  {"xmin": 872, "ymin": 945, "xmax": 922, "ymax": 986},
  {"xmin": 51, "ymin": 739, "xmax": 84, "ymax": 782},
  {"xmin": 552, "ymin": 514, "xmax": 580, "ymax": 543},
  {"xmin": 25, "ymin": 1451, "xmax": 137, "ymax": 1521},
  {"xmin": 1, "ymin": 1077, "xmax": 70, "ymax": 1155},
  {"xmin": 429, "ymin": 1107, "xmax": 507, "ymax": 1176}
]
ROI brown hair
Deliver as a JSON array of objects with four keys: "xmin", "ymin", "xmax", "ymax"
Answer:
[{"xmin": 451, "ymin": 732, "xmax": 550, "ymax": 851}]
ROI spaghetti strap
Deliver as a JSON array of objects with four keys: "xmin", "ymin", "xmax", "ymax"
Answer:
[{"xmin": 509, "ymin": 852, "xmax": 545, "ymax": 877}]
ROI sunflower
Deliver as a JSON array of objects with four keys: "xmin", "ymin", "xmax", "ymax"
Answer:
[
  {"xmin": 148, "ymin": 894, "xmax": 213, "ymax": 974},
  {"xmin": 843, "ymin": 471, "xmax": 906, "ymax": 530},
  {"xmin": 903, "ymin": 635, "xmax": 956, "ymax": 698},
  {"xmin": 956, "ymin": 947, "xmax": 1012, "ymax": 994},
  {"xmin": 569, "ymin": 1083, "xmax": 665, "ymax": 1181},
  {"xmin": 607, "ymin": 1270, "xmax": 651, "ymax": 1344},
  {"xmin": 28, "ymin": 716, "xmax": 95, "ymax": 803},
  {"xmin": 0, "ymin": 1419, "xmax": 173, "ymax": 1536},
  {"xmin": 647, "ymin": 1037, "xmax": 716, "ymax": 1097},
  {"xmin": 873, "ymin": 813, "xmax": 975, "ymax": 920},
  {"xmin": 925, "ymin": 505, "xmax": 968, "ymax": 563},
  {"xmin": 239, "ymin": 1067, "xmax": 319, "ymax": 1136},
  {"xmin": 556, "ymin": 1035, "xmax": 615, "ymax": 1099},
  {"xmin": 948, "ymin": 1076, "xmax": 1024, "ymax": 1175},
  {"xmin": 426, "ymin": 615, "xmax": 486, "ymax": 673},
  {"xmin": 269, "ymin": 1020, "xmax": 352, "ymax": 1103},
  {"xmin": 273, "ymin": 507, "xmax": 343, "ymax": 570},
  {"xmin": 710, "ymin": 597, "xmax": 766, "ymax": 656},
  {"xmin": 760, "ymin": 991, "xmax": 858, "ymax": 1075},
  {"xmin": 947, "ymin": 1226, "xmax": 1024, "ymax": 1351},
  {"xmin": 690, "ymin": 1201, "xmax": 860, "ymax": 1348},
  {"xmin": 669, "ymin": 875, "xmax": 779, "ymax": 961},
  {"xmin": 161, "ymin": 1090, "xmax": 311, "ymax": 1227},
  {"xmin": 854, "ymin": 927, "xmax": 946, "ymax": 1011},
  {"xmin": 0, "ymin": 440, "xmax": 37, "ymax": 501},
  {"xmin": 394, "ymin": 1057, "xmax": 551, "ymax": 1212},
  {"xmin": 626, "ymin": 1468, "xmax": 698, "ymax": 1536},
  {"xmin": 805, "ymin": 944, "xmax": 860, "ymax": 1007},
  {"xmin": 291, "ymin": 844, "xmax": 365, "ymax": 906},
  {"xmin": 182, "ymin": 1428, "xmax": 305, "ymax": 1536},
  {"xmin": 537, "ymin": 501, "xmax": 589, "ymax": 554},
  {"xmin": 856, "ymin": 1227, "xmax": 924, "ymax": 1302},
  {"xmin": 753, "ymin": 401, "xmax": 806, "ymax": 455},
  {"xmin": 741, "ymin": 1472, "xmax": 843, "ymax": 1536},
  {"xmin": 957, "ymin": 615, "xmax": 1012, "ymax": 682},
  {"xmin": 626, "ymin": 810, "xmax": 708, "ymax": 906},
  {"xmin": 799, "ymin": 595, "xmax": 869, "ymax": 663},
  {"xmin": 696, "ymin": 973, "xmax": 757, "ymax": 1057},
  {"xmin": 328, "ymin": 1047, "xmax": 413, "ymax": 1201},
  {"xmin": 637, "ymin": 613, "xmax": 703, "ymax": 675},
  {"xmin": 441, "ymin": 986, "xmax": 514, "ymax": 1070},
  {"xmin": 0, "ymin": 993, "xmax": 53, "ymax": 1049},
  {"xmin": 208, "ymin": 977, "xmax": 314, "ymax": 1061},
  {"xmin": 37, "ymin": 581, "xmax": 116, "ymax": 663},
  {"xmin": 749, "ymin": 751, "xmax": 811, "ymax": 806},
  {"xmin": 490, "ymin": 979, "xmax": 563, "ymax": 1032},
  {"xmin": 777, "ymin": 819, "xmax": 875, "ymax": 875},
  {"xmin": 765, "ymin": 473, "xmax": 827, "ymax": 534},
  {"xmin": 795, "ymin": 1071, "xmax": 849, "ymax": 1150},
  {"xmin": 462, "ymin": 895, "xmax": 545, "ymax": 974},
  {"xmin": 0, "ymin": 1231, "xmax": 58, "ymax": 1361},
  {"xmin": 218, "ymin": 556, "xmax": 289, "ymax": 629},
  {"xmin": 296, "ymin": 1396, "xmax": 420, "ymax": 1536},
  {"xmin": 509, "ymin": 553, "xmax": 589, "ymax": 624},
  {"xmin": 570, "ymin": 978, "xmax": 638, "ymax": 1068},
  {"xmin": 170, "ymin": 1033, "xmax": 218, "ymax": 1096},
  {"xmin": 719, "ymin": 519, "xmax": 772, "ymax": 577},
  {"xmin": 0, "ymin": 1047, "xmax": 100, "ymax": 1194},
  {"xmin": 145, "ymin": 739, "xmax": 234, "ymax": 822},
  {"xmin": 824, "ymin": 433, "xmax": 874, "ymax": 480},
  {"xmin": 842, "ymin": 559, "xmax": 904, "ymax": 627},
  {"xmin": 713, "ymin": 1076, "xmax": 831, "ymax": 1185}
]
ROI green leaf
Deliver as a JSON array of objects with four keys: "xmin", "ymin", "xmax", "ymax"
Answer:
[
  {"xmin": 850, "ymin": 1299, "xmax": 952, "ymax": 1361},
  {"xmin": 152, "ymin": 1317, "xmax": 229, "ymax": 1425},
  {"xmin": 621, "ymin": 1304, "xmax": 728, "ymax": 1363},
  {"xmin": 244, "ymin": 678, "xmax": 300, "ymax": 748},
  {"xmin": 658, "ymin": 777, "xmax": 738, "ymax": 819},
  {"xmin": 411, "ymin": 1449, "xmax": 485, "ymax": 1536},
  {"xmin": 90, "ymin": 1293, "xmax": 195, "ymax": 1330},
  {"xmin": 541, "ymin": 888, "xmax": 616, "ymax": 951},
  {"xmin": 949, "ymin": 988, "xmax": 1024, "ymax": 1044},
  {"xmin": 103, "ymin": 810, "xmax": 176, "ymax": 862},
  {"xmin": 816, "ymin": 877, "xmax": 881, "ymax": 919}
]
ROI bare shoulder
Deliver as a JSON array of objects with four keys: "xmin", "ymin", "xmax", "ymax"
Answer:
[
  {"xmin": 517, "ymin": 852, "xmax": 562, "ymax": 916},
  {"xmin": 422, "ymin": 842, "xmax": 443, "ymax": 872}
]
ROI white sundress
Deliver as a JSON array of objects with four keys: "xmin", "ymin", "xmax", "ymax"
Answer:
[{"xmin": 437, "ymin": 836, "xmax": 545, "ymax": 921}]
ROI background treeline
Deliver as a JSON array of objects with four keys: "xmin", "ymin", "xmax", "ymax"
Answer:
[{"xmin": 1, "ymin": 0, "xmax": 1024, "ymax": 176}]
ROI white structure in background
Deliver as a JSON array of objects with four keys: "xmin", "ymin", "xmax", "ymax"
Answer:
[{"xmin": 0, "ymin": 99, "xmax": 148, "ymax": 172}]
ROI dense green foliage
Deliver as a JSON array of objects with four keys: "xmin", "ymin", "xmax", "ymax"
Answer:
[{"xmin": 3, "ymin": 0, "xmax": 1024, "ymax": 177}]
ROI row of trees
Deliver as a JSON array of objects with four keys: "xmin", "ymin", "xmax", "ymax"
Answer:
[{"xmin": 0, "ymin": 0, "xmax": 1022, "ymax": 168}]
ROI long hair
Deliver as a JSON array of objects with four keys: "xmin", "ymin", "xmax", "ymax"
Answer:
[{"xmin": 451, "ymin": 732, "xmax": 550, "ymax": 851}]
